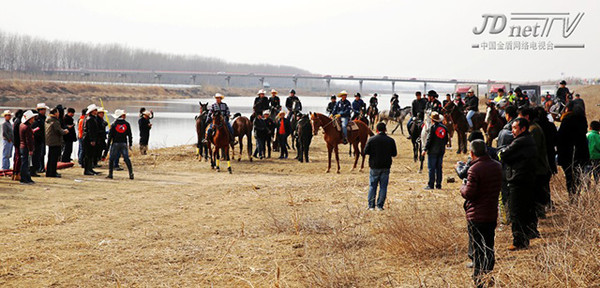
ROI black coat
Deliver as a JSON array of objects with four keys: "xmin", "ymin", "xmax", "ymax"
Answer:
[
  {"xmin": 63, "ymin": 115, "xmax": 77, "ymax": 142},
  {"xmin": 500, "ymin": 131, "xmax": 536, "ymax": 183},
  {"xmin": 557, "ymin": 112, "xmax": 589, "ymax": 166},
  {"xmin": 253, "ymin": 118, "xmax": 269, "ymax": 139},
  {"xmin": 275, "ymin": 118, "xmax": 292, "ymax": 137},
  {"xmin": 411, "ymin": 98, "xmax": 427, "ymax": 119},
  {"xmin": 364, "ymin": 132, "xmax": 397, "ymax": 169},
  {"xmin": 464, "ymin": 96, "xmax": 479, "ymax": 112},
  {"xmin": 83, "ymin": 115, "xmax": 99, "ymax": 144},
  {"xmin": 253, "ymin": 97, "xmax": 270, "ymax": 114},
  {"xmin": 32, "ymin": 113, "xmax": 46, "ymax": 145},
  {"xmin": 537, "ymin": 118, "xmax": 558, "ymax": 173},
  {"xmin": 425, "ymin": 122, "xmax": 448, "ymax": 156},
  {"xmin": 138, "ymin": 117, "xmax": 151, "ymax": 145}
]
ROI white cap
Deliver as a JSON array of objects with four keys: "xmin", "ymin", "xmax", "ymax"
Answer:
[
  {"xmin": 36, "ymin": 103, "xmax": 50, "ymax": 110},
  {"xmin": 22, "ymin": 110, "xmax": 38, "ymax": 122},
  {"xmin": 263, "ymin": 110, "xmax": 270, "ymax": 115},
  {"xmin": 97, "ymin": 108, "xmax": 107, "ymax": 114},
  {"xmin": 257, "ymin": 89, "xmax": 266, "ymax": 95},
  {"xmin": 270, "ymin": 89, "xmax": 278, "ymax": 94},
  {"xmin": 112, "ymin": 109, "xmax": 126, "ymax": 118},
  {"xmin": 86, "ymin": 104, "xmax": 98, "ymax": 113},
  {"xmin": 468, "ymin": 88, "xmax": 474, "ymax": 93},
  {"xmin": 214, "ymin": 93, "xmax": 224, "ymax": 99}
]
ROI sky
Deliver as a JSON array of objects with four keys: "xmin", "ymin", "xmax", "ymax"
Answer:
[{"xmin": 0, "ymin": 0, "xmax": 598, "ymax": 82}]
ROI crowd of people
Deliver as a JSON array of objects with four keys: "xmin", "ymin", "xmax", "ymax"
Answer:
[{"xmin": 1, "ymin": 103, "xmax": 157, "ymax": 184}]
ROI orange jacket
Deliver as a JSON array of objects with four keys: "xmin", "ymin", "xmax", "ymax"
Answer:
[{"xmin": 77, "ymin": 115, "xmax": 85, "ymax": 139}]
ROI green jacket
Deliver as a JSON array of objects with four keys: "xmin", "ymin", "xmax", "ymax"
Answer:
[
  {"xmin": 587, "ymin": 130, "xmax": 600, "ymax": 160},
  {"xmin": 45, "ymin": 116, "xmax": 67, "ymax": 147}
]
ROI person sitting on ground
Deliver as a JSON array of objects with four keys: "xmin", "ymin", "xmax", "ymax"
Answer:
[
  {"xmin": 587, "ymin": 121, "xmax": 600, "ymax": 184},
  {"xmin": 460, "ymin": 139, "xmax": 502, "ymax": 288},
  {"xmin": 464, "ymin": 89, "xmax": 479, "ymax": 129},
  {"xmin": 331, "ymin": 90, "xmax": 352, "ymax": 144},
  {"xmin": 364, "ymin": 122, "xmax": 397, "ymax": 211}
]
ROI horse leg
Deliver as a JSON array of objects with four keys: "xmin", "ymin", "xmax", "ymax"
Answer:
[
  {"xmin": 208, "ymin": 143, "xmax": 214, "ymax": 169},
  {"xmin": 230, "ymin": 139, "xmax": 235, "ymax": 161},
  {"xmin": 418, "ymin": 143, "xmax": 424, "ymax": 173},
  {"xmin": 334, "ymin": 145, "xmax": 341, "ymax": 174},
  {"xmin": 359, "ymin": 139, "xmax": 366, "ymax": 172},
  {"xmin": 326, "ymin": 145, "xmax": 332, "ymax": 173},
  {"xmin": 392, "ymin": 121, "xmax": 400, "ymax": 134},
  {"xmin": 351, "ymin": 141, "xmax": 359, "ymax": 171},
  {"xmin": 216, "ymin": 149, "xmax": 220, "ymax": 172},
  {"xmin": 226, "ymin": 147, "xmax": 232, "ymax": 174},
  {"xmin": 349, "ymin": 144, "xmax": 352, "ymax": 157}
]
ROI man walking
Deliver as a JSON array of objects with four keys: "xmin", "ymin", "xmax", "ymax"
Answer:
[
  {"xmin": 45, "ymin": 107, "xmax": 69, "ymax": 178},
  {"xmin": 364, "ymin": 122, "xmax": 397, "ymax": 210},
  {"xmin": 499, "ymin": 118, "xmax": 537, "ymax": 250},
  {"xmin": 105, "ymin": 109, "xmax": 134, "ymax": 180},
  {"xmin": 2, "ymin": 110, "xmax": 13, "ymax": 170},
  {"xmin": 423, "ymin": 112, "xmax": 448, "ymax": 190},
  {"xmin": 460, "ymin": 139, "xmax": 502, "ymax": 287}
]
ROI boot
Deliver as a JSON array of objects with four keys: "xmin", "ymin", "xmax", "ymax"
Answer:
[
  {"xmin": 126, "ymin": 160, "xmax": 134, "ymax": 180},
  {"xmin": 106, "ymin": 162, "xmax": 114, "ymax": 179}
]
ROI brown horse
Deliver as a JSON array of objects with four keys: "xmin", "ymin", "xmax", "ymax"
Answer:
[
  {"xmin": 195, "ymin": 102, "xmax": 209, "ymax": 161},
  {"xmin": 442, "ymin": 110, "xmax": 454, "ymax": 149},
  {"xmin": 231, "ymin": 114, "xmax": 253, "ymax": 162},
  {"xmin": 207, "ymin": 110, "xmax": 232, "ymax": 173},
  {"xmin": 485, "ymin": 102, "xmax": 507, "ymax": 147},
  {"xmin": 443, "ymin": 101, "xmax": 469, "ymax": 154},
  {"xmin": 310, "ymin": 112, "xmax": 373, "ymax": 173}
]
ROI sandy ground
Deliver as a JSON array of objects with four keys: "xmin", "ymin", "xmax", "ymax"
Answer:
[{"xmin": 1, "ymin": 91, "xmax": 599, "ymax": 287}]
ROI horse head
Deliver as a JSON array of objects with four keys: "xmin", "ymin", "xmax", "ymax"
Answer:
[
  {"xmin": 212, "ymin": 110, "xmax": 224, "ymax": 126},
  {"xmin": 199, "ymin": 102, "xmax": 209, "ymax": 114},
  {"xmin": 310, "ymin": 112, "xmax": 321, "ymax": 136}
]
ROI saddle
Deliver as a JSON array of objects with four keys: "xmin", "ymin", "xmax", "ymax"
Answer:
[{"xmin": 334, "ymin": 118, "xmax": 360, "ymax": 132}]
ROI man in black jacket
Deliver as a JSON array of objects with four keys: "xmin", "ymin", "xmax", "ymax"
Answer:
[
  {"xmin": 364, "ymin": 122, "xmax": 397, "ymax": 210},
  {"xmin": 83, "ymin": 104, "xmax": 100, "ymax": 175},
  {"xmin": 406, "ymin": 91, "xmax": 427, "ymax": 139},
  {"xmin": 61, "ymin": 108, "xmax": 77, "ymax": 162},
  {"xmin": 465, "ymin": 89, "xmax": 479, "ymax": 129},
  {"xmin": 105, "ymin": 109, "xmax": 134, "ymax": 180},
  {"xmin": 326, "ymin": 95, "xmax": 336, "ymax": 116},
  {"xmin": 31, "ymin": 103, "xmax": 49, "ymax": 175},
  {"xmin": 555, "ymin": 80, "xmax": 570, "ymax": 104},
  {"xmin": 138, "ymin": 110, "xmax": 152, "ymax": 155},
  {"xmin": 499, "ymin": 117, "xmax": 537, "ymax": 250},
  {"xmin": 285, "ymin": 89, "xmax": 302, "ymax": 120},
  {"xmin": 557, "ymin": 102, "xmax": 589, "ymax": 201},
  {"xmin": 424, "ymin": 90, "xmax": 443, "ymax": 113},
  {"xmin": 253, "ymin": 112, "xmax": 268, "ymax": 159},
  {"xmin": 423, "ymin": 112, "xmax": 448, "ymax": 190}
]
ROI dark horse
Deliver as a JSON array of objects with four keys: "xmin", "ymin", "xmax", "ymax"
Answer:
[
  {"xmin": 310, "ymin": 113, "xmax": 373, "ymax": 173},
  {"xmin": 367, "ymin": 105, "xmax": 378, "ymax": 129},
  {"xmin": 408, "ymin": 116, "xmax": 424, "ymax": 171},
  {"xmin": 231, "ymin": 113, "xmax": 253, "ymax": 162},
  {"xmin": 443, "ymin": 101, "xmax": 469, "ymax": 154},
  {"xmin": 207, "ymin": 110, "xmax": 232, "ymax": 173},
  {"xmin": 296, "ymin": 113, "xmax": 312, "ymax": 163},
  {"xmin": 485, "ymin": 102, "xmax": 507, "ymax": 147},
  {"xmin": 195, "ymin": 102, "xmax": 210, "ymax": 161}
]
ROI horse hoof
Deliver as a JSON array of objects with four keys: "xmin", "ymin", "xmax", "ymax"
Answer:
[
  {"xmin": 238, "ymin": 158, "xmax": 241, "ymax": 162},
  {"xmin": 249, "ymin": 158, "xmax": 253, "ymax": 162},
  {"xmin": 325, "ymin": 170, "xmax": 330, "ymax": 173},
  {"xmin": 359, "ymin": 169, "xmax": 363, "ymax": 172},
  {"xmin": 336, "ymin": 170, "xmax": 340, "ymax": 174}
]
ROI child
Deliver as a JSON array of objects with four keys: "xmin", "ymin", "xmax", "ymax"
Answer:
[{"xmin": 587, "ymin": 120, "xmax": 600, "ymax": 184}]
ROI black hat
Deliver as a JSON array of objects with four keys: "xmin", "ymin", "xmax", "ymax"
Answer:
[
  {"xmin": 289, "ymin": 89, "xmax": 296, "ymax": 94},
  {"xmin": 559, "ymin": 80, "xmax": 567, "ymax": 85},
  {"xmin": 376, "ymin": 122, "xmax": 386, "ymax": 132},
  {"xmin": 330, "ymin": 95, "xmax": 336, "ymax": 100},
  {"xmin": 514, "ymin": 87, "xmax": 522, "ymax": 93},
  {"xmin": 373, "ymin": 93, "xmax": 378, "ymax": 96},
  {"xmin": 498, "ymin": 88, "xmax": 504, "ymax": 93},
  {"xmin": 427, "ymin": 90, "xmax": 438, "ymax": 97},
  {"xmin": 354, "ymin": 93, "xmax": 361, "ymax": 98}
]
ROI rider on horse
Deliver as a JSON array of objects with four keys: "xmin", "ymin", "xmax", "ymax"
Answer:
[
  {"xmin": 514, "ymin": 87, "xmax": 530, "ymax": 108},
  {"xmin": 369, "ymin": 93, "xmax": 379, "ymax": 115},
  {"xmin": 425, "ymin": 90, "xmax": 443, "ymax": 113},
  {"xmin": 269, "ymin": 89, "xmax": 281, "ymax": 110},
  {"xmin": 332, "ymin": 90, "xmax": 352, "ymax": 144},
  {"xmin": 326, "ymin": 95, "xmax": 336, "ymax": 117},
  {"xmin": 406, "ymin": 91, "xmax": 428, "ymax": 139},
  {"xmin": 252, "ymin": 89, "xmax": 270, "ymax": 121},
  {"xmin": 390, "ymin": 93, "xmax": 401, "ymax": 117},
  {"xmin": 464, "ymin": 88, "xmax": 479, "ymax": 129},
  {"xmin": 285, "ymin": 89, "xmax": 302, "ymax": 120},
  {"xmin": 352, "ymin": 93, "xmax": 366, "ymax": 120},
  {"xmin": 204, "ymin": 93, "xmax": 236, "ymax": 145}
]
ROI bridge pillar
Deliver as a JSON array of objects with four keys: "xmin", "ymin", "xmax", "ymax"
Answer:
[
  {"xmin": 154, "ymin": 74, "xmax": 162, "ymax": 83},
  {"xmin": 259, "ymin": 77, "xmax": 265, "ymax": 88},
  {"xmin": 423, "ymin": 82, "xmax": 427, "ymax": 94},
  {"xmin": 326, "ymin": 78, "xmax": 331, "ymax": 96},
  {"xmin": 190, "ymin": 75, "xmax": 196, "ymax": 84},
  {"xmin": 359, "ymin": 80, "xmax": 363, "ymax": 94},
  {"xmin": 391, "ymin": 81, "xmax": 395, "ymax": 94},
  {"xmin": 225, "ymin": 76, "xmax": 231, "ymax": 88},
  {"xmin": 293, "ymin": 77, "xmax": 298, "ymax": 89}
]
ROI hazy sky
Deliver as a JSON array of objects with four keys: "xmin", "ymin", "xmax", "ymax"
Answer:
[{"xmin": 0, "ymin": 0, "xmax": 597, "ymax": 82}]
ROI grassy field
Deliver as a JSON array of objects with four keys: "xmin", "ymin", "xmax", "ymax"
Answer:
[{"xmin": 0, "ymin": 85, "xmax": 599, "ymax": 287}]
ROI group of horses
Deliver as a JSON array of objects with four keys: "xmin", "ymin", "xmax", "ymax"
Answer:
[{"xmin": 192, "ymin": 98, "xmax": 529, "ymax": 175}]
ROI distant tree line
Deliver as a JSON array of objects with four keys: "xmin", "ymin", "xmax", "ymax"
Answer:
[{"xmin": 0, "ymin": 30, "xmax": 326, "ymax": 89}]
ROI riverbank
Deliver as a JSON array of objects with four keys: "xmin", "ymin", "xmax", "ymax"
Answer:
[{"xmin": 1, "ymin": 128, "xmax": 598, "ymax": 286}]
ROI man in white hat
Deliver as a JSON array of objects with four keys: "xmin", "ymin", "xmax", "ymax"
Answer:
[
  {"xmin": 138, "ymin": 110, "xmax": 152, "ymax": 155},
  {"xmin": 2, "ymin": 110, "xmax": 13, "ymax": 170},
  {"xmin": 253, "ymin": 89, "xmax": 270, "ymax": 122},
  {"xmin": 422, "ymin": 111, "xmax": 448, "ymax": 190},
  {"xmin": 331, "ymin": 90, "xmax": 352, "ymax": 144},
  {"xmin": 105, "ymin": 109, "xmax": 134, "ymax": 180},
  {"xmin": 269, "ymin": 89, "xmax": 281, "ymax": 111},
  {"xmin": 19, "ymin": 110, "xmax": 38, "ymax": 184},
  {"xmin": 83, "ymin": 104, "xmax": 101, "ymax": 175},
  {"xmin": 205, "ymin": 93, "xmax": 236, "ymax": 145},
  {"xmin": 31, "ymin": 103, "xmax": 49, "ymax": 175},
  {"xmin": 94, "ymin": 108, "xmax": 109, "ymax": 165}
]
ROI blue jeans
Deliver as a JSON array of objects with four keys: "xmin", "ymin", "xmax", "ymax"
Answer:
[
  {"xmin": 254, "ymin": 136, "xmax": 265, "ymax": 158},
  {"xmin": 109, "ymin": 143, "xmax": 131, "ymax": 167},
  {"xmin": 77, "ymin": 139, "xmax": 84, "ymax": 166},
  {"xmin": 368, "ymin": 168, "xmax": 390, "ymax": 208},
  {"xmin": 20, "ymin": 148, "xmax": 32, "ymax": 183},
  {"xmin": 427, "ymin": 154, "xmax": 444, "ymax": 188},
  {"xmin": 2, "ymin": 140, "xmax": 13, "ymax": 170},
  {"xmin": 340, "ymin": 116, "xmax": 349, "ymax": 139},
  {"xmin": 466, "ymin": 110, "xmax": 475, "ymax": 128}
]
